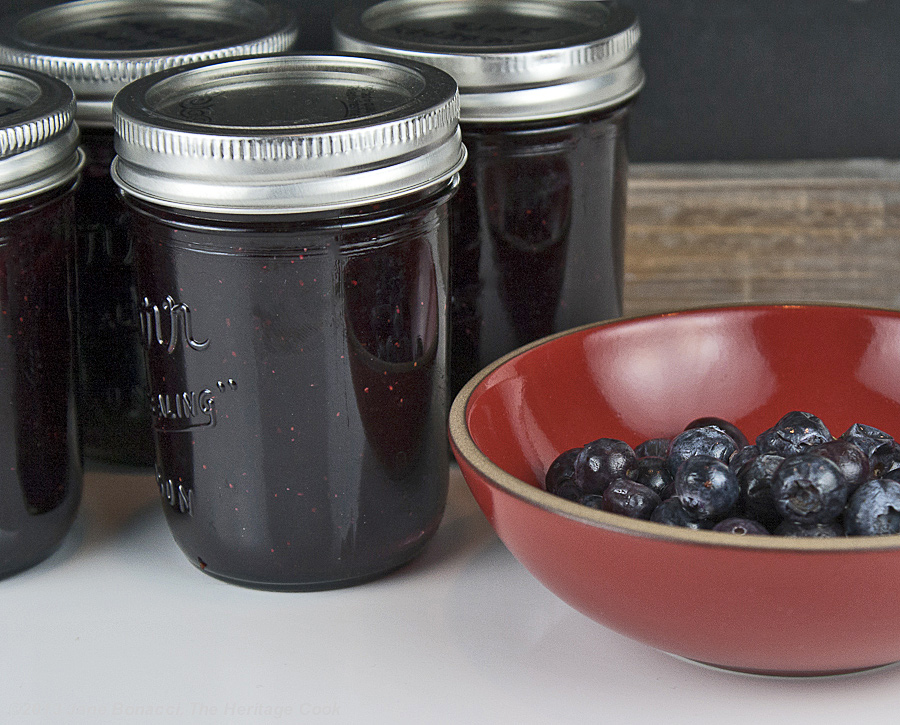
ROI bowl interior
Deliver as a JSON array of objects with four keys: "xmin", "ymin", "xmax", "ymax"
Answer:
[{"xmin": 464, "ymin": 305, "xmax": 900, "ymax": 489}]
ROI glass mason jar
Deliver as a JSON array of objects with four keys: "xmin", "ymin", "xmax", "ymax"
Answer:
[
  {"xmin": 0, "ymin": 67, "xmax": 85, "ymax": 579},
  {"xmin": 334, "ymin": 0, "xmax": 645, "ymax": 397},
  {"xmin": 111, "ymin": 54, "xmax": 465, "ymax": 590},
  {"xmin": 0, "ymin": 0, "xmax": 298, "ymax": 466}
]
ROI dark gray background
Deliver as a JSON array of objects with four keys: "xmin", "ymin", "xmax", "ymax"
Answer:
[{"xmin": 290, "ymin": 0, "xmax": 900, "ymax": 163}]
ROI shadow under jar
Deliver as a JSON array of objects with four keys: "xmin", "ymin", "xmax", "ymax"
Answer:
[
  {"xmin": 334, "ymin": 0, "xmax": 645, "ymax": 397},
  {"xmin": 0, "ymin": 0, "xmax": 298, "ymax": 467},
  {"xmin": 111, "ymin": 54, "xmax": 466, "ymax": 590},
  {"xmin": 0, "ymin": 67, "xmax": 85, "ymax": 578}
]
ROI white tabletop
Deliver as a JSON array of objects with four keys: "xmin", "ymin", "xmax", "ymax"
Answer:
[{"xmin": 3, "ymin": 464, "xmax": 899, "ymax": 725}]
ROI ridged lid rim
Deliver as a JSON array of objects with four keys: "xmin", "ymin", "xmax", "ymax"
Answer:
[
  {"xmin": 111, "ymin": 53, "xmax": 467, "ymax": 214},
  {"xmin": 332, "ymin": 0, "xmax": 644, "ymax": 122},
  {"xmin": 0, "ymin": 65, "xmax": 84, "ymax": 202}
]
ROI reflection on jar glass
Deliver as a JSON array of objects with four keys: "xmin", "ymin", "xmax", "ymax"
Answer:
[
  {"xmin": 345, "ymin": 232, "xmax": 440, "ymax": 479},
  {"xmin": 482, "ymin": 138, "xmax": 574, "ymax": 349},
  {"xmin": 451, "ymin": 110, "xmax": 630, "ymax": 394}
]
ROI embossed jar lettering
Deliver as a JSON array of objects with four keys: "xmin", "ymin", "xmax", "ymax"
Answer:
[{"xmin": 140, "ymin": 296, "xmax": 210, "ymax": 353}]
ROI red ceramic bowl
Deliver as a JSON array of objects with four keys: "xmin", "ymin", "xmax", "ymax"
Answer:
[{"xmin": 449, "ymin": 304, "xmax": 900, "ymax": 676}]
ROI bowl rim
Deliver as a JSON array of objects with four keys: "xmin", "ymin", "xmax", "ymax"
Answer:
[{"xmin": 449, "ymin": 302, "xmax": 900, "ymax": 553}]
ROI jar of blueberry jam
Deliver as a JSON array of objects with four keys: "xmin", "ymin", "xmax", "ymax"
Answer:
[
  {"xmin": 334, "ymin": 0, "xmax": 644, "ymax": 397},
  {"xmin": 0, "ymin": 67, "xmax": 85, "ymax": 578},
  {"xmin": 111, "ymin": 54, "xmax": 465, "ymax": 590},
  {"xmin": 0, "ymin": 0, "xmax": 298, "ymax": 466}
]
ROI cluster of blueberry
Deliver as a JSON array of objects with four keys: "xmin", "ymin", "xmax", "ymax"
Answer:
[{"xmin": 543, "ymin": 411, "xmax": 900, "ymax": 536}]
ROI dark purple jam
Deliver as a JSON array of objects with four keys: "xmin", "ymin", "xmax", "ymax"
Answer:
[
  {"xmin": 124, "ymin": 187, "xmax": 452, "ymax": 590},
  {"xmin": 450, "ymin": 105, "xmax": 631, "ymax": 397},
  {"xmin": 0, "ymin": 182, "xmax": 82, "ymax": 578},
  {"xmin": 74, "ymin": 128, "xmax": 154, "ymax": 466}
]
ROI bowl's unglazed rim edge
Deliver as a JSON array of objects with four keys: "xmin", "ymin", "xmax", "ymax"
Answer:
[{"xmin": 448, "ymin": 302, "xmax": 900, "ymax": 554}]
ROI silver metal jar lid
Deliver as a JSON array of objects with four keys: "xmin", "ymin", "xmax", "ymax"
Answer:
[
  {"xmin": 333, "ymin": 0, "xmax": 644, "ymax": 123},
  {"xmin": 111, "ymin": 54, "xmax": 467, "ymax": 215},
  {"xmin": 0, "ymin": 0, "xmax": 298, "ymax": 128},
  {"xmin": 0, "ymin": 66, "xmax": 84, "ymax": 204}
]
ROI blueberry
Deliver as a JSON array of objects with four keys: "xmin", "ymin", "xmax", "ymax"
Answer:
[
  {"xmin": 544, "ymin": 447, "xmax": 581, "ymax": 495},
  {"xmin": 712, "ymin": 517, "xmax": 770, "ymax": 535},
  {"xmin": 686, "ymin": 416, "xmax": 748, "ymax": 449},
  {"xmin": 870, "ymin": 441, "xmax": 900, "ymax": 479},
  {"xmin": 629, "ymin": 456, "xmax": 674, "ymax": 498},
  {"xmin": 844, "ymin": 479, "xmax": 900, "ymax": 536},
  {"xmin": 736, "ymin": 453, "xmax": 784, "ymax": 530},
  {"xmin": 729, "ymin": 444, "xmax": 760, "ymax": 474},
  {"xmin": 674, "ymin": 454, "xmax": 740, "ymax": 520},
  {"xmin": 774, "ymin": 520, "xmax": 845, "ymax": 538},
  {"xmin": 807, "ymin": 438, "xmax": 870, "ymax": 491},
  {"xmin": 578, "ymin": 493, "xmax": 605, "ymax": 510},
  {"xmin": 666, "ymin": 426, "xmax": 738, "ymax": 477},
  {"xmin": 635, "ymin": 437, "xmax": 671, "ymax": 459},
  {"xmin": 601, "ymin": 478, "xmax": 661, "ymax": 520},
  {"xmin": 756, "ymin": 411, "xmax": 833, "ymax": 456},
  {"xmin": 771, "ymin": 453, "xmax": 849, "ymax": 525},
  {"xmin": 650, "ymin": 497, "xmax": 710, "ymax": 530},
  {"xmin": 574, "ymin": 438, "xmax": 637, "ymax": 495},
  {"xmin": 840, "ymin": 422, "xmax": 893, "ymax": 459},
  {"xmin": 552, "ymin": 478, "xmax": 582, "ymax": 502}
]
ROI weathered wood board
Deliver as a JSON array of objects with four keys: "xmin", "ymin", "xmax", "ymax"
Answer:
[{"xmin": 624, "ymin": 161, "xmax": 900, "ymax": 316}]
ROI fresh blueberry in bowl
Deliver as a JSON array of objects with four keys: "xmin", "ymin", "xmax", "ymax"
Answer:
[
  {"xmin": 686, "ymin": 416, "xmax": 749, "ymax": 449},
  {"xmin": 600, "ymin": 477, "xmax": 661, "ymax": 519},
  {"xmin": 770, "ymin": 453, "xmax": 849, "ymax": 525},
  {"xmin": 869, "ymin": 440, "xmax": 900, "ymax": 479},
  {"xmin": 736, "ymin": 453, "xmax": 784, "ymax": 530},
  {"xmin": 543, "ymin": 447, "xmax": 581, "ymax": 496},
  {"xmin": 550, "ymin": 478, "xmax": 582, "ymax": 502},
  {"xmin": 578, "ymin": 493, "xmax": 605, "ymax": 510},
  {"xmin": 674, "ymin": 454, "xmax": 739, "ymax": 521},
  {"xmin": 774, "ymin": 520, "xmax": 845, "ymax": 538},
  {"xmin": 574, "ymin": 438, "xmax": 636, "ymax": 495},
  {"xmin": 840, "ymin": 422, "xmax": 893, "ymax": 459},
  {"xmin": 650, "ymin": 497, "xmax": 710, "ymax": 530},
  {"xmin": 634, "ymin": 437, "xmax": 670, "ymax": 459},
  {"xmin": 729, "ymin": 444, "xmax": 760, "ymax": 473},
  {"xmin": 666, "ymin": 426, "xmax": 738, "ymax": 477},
  {"xmin": 629, "ymin": 456, "xmax": 674, "ymax": 498},
  {"xmin": 806, "ymin": 438, "xmax": 870, "ymax": 491},
  {"xmin": 712, "ymin": 517, "xmax": 770, "ymax": 535},
  {"xmin": 844, "ymin": 479, "xmax": 900, "ymax": 536},
  {"xmin": 756, "ymin": 411, "xmax": 833, "ymax": 456}
]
